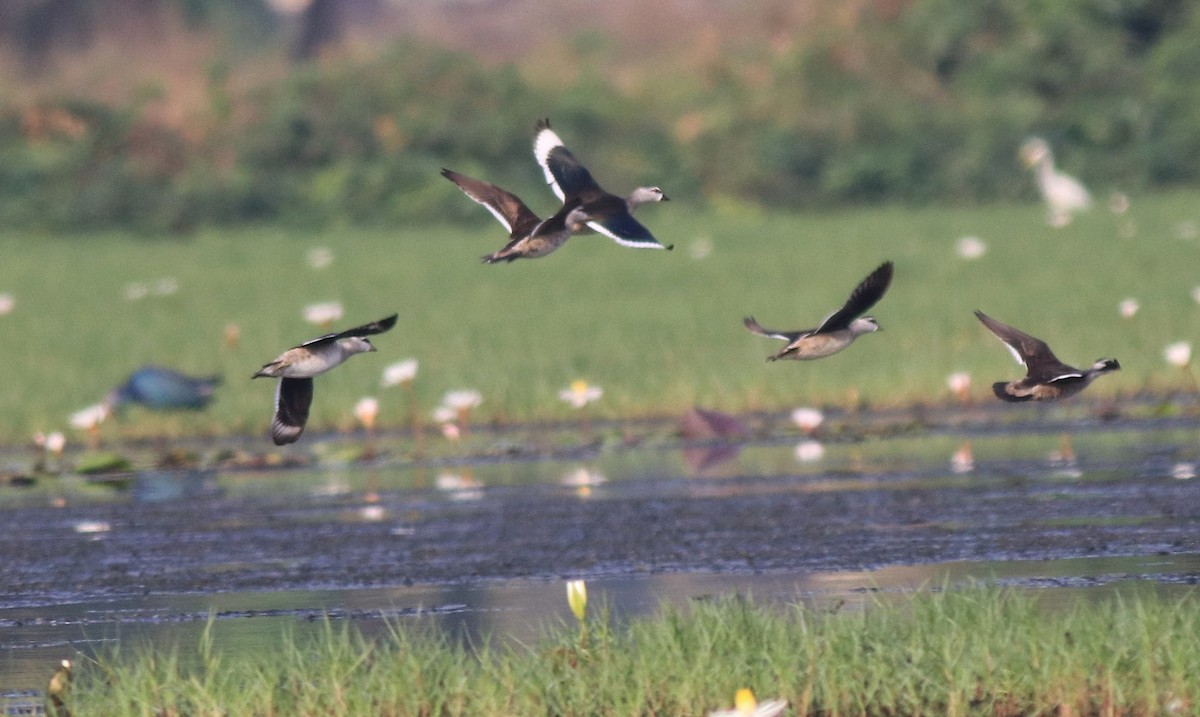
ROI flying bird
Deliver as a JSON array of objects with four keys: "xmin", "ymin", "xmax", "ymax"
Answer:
[
  {"xmin": 975, "ymin": 310, "xmax": 1120, "ymax": 402},
  {"xmin": 744, "ymin": 261, "xmax": 893, "ymax": 361},
  {"xmin": 441, "ymin": 168, "xmax": 590, "ymax": 263},
  {"xmin": 1020, "ymin": 137, "xmax": 1092, "ymax": 228},
  {"xmin": 105, "ymin": 366, "xmax": 221, "ymax": 411},
  {"xmin": 533, "ymin": 118, "xmax": 672, "ymax": 250},
  {"xmin": 253, "ymin": 314, "xmax": 397, "ymax": 445}
]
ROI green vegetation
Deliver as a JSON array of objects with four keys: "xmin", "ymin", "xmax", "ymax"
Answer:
[
  {"xmin": 60, "ymin": 586, "xmax": 1199, "ymax": 716},
  {"xmin": 3, "ymin": 2, "xmax": 1200, "ymax": 231},
  {"xmin": 4, "ymin": 192, "xmax": 1198, "ymax": 446}
]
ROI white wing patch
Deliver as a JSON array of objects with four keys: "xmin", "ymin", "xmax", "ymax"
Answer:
[
  {"xmin": 1003, "ymin": 342, "xmax": 1026, "ymax": 367},
  {"xmin": 533, "ymin": 127, "xmax": 567, "ymax": 202},
  {"xmin": 479, "ymin": 201, "xmax": 515, "ymax": 234},
  {"xmin": 586, "ymin": 220, "xmax": 665, "ymax": 249},
  {"xmin": 1047, "ymin": 372, "xmax": 1084, "ymax": 383}
]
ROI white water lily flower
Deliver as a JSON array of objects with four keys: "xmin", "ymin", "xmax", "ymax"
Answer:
[
  {"xmin": 790, "ymin": 407, "xmax": 824, "ymax": 434},
  {"xmin": 951, "ymin": 442, "xmax": 974, "ymax": 474},
  {"xmin": 561, "ymin": 467, "xmax": 606, "ymax": 488},
  {"xmin": 709, "ymin": 688, "xmax": 788, "ymax": 717},
  {"xmin": 432, "ymin": 405, "xmax": 456, "ymax": 424},
  {"xmin": 1164, "ymin": 341, "xmax": 1192, "ymax": 368},
  {"xmin": 74, "ymin": 520, "xmax": 112, "ymax": 534},
  {"xmin": 794, "ymin": 440, "xmax": 825, "ymax": 463},
  {"xmin": 1118, "ymin": 298, "xmax": 1140, "ymax": 319},
  {"xmin": 36, "ymin": 431, "xmax": 66, "ymax": 456},
  {"xmin": 435, "ymin": 471, "xmax": 482, "ymax": 499},
  {"xmin": 359, "ymin": 505, "xmax": 386, "ymax": 521},
  {"xmin": 69, "ymin": 404, "xmax": 108, "ymax": 431},
  {"xmin": 381, "ymin": 358, "xmax": 419, "ymax": 387},
  {"xmin": 441, "ymin": 389, "xmax": 482, "ymax": 411},
  {"xmin": 0, "ymin": 292, "xmax": 14, "ymax": 315},
  {"xmin": 559, "ymin": 380, "xmax": 603, "ymax": 408},
  {"xmin": 1170, "ymin": 463, "xmax": 1195, "ymax": 480},
  {"xmin": 955, "ymin": 236, "xmax": 987, "ymax": 260},
  {"xmin": 354, "ymin": 397, "xmax": 379, "ymax": 429},
  {"xmin": 303, "ymin": 301, "xmax": 344, "ymax": 327},
  {"xmin": 947, "ymin": 371, "xmax": 971, "ymax": 400},
  {"xmin": 432, "ymin": 404, "xmax": 461, "ymax": 440}
]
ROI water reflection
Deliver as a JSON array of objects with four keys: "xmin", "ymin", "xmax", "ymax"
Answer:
[{"xmin": 3, "ymin": 413, "xmax": 1200, "ymax": 699}]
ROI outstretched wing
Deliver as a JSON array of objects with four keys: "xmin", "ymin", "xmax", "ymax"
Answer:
[
  {"xmin": 442, "ymin": 168, "xmax": 541, "ymax": 238},
  {"xmin": 534, "ymin": 118, "xmax": 602, "ymax": 201},
  {"xmin": 585, "ymin": 208, "xmax": 671, "ymax": 250},
  {"xmin": 816, "ymin": 261, "xmax": 894, "ymax": 333},
  {"xmin": 272, "ymin": 377, "xmax": 313, "ymax": 445},
  {"xmin": 974, "ymin": 310, "xmax": 1063, "ymax": 369},
  {"xmin": 743, "ymin": 316, "xmax": 808, "ymax": 343},
  {"xmin": 303, "ymin": 314, "xmax": 398, "ymax": 348}
]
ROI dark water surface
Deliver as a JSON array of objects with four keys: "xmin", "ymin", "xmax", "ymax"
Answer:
[{"xmin": 2, "ymin": 408, "xmax": 1199, "ymax": 697}]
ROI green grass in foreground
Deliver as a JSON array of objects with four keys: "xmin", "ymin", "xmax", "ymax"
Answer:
[
  {"xmin": 4, "ymin": 191, "xmax": 1200, "ymax": 443},
  {"xmin": 61, "ymin": 586, "xmax": 1197, "ymax": 716}
]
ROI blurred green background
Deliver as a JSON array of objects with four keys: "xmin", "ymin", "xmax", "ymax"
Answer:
[
  {"xmin": 2, "ymin": 0, "xmax": 1198, "ymax": 443},
  {"xmin": 1, "ymin": 0, "xmax": 1198, "ymax": 232}
]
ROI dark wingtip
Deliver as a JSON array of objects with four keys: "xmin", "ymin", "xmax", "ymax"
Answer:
[
  {"xmin": 665, "ymin": 243, "xmax": 675, "ymax": 251},
  {"xmin": 376, "ymin": 313, "xmax": 399, "ymax": 332},
  {"xmin": 536, "ymin": 118, "xmax": 551, "ymax": 130}
]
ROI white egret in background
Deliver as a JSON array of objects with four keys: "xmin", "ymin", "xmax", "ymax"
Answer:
[{"xmin": 1020, "ymin": 137, "xmax": 1092, "ymax": 227}]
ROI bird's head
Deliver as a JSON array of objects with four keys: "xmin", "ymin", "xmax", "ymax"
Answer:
[
  {"xmin": 1019, "ymin": 137, "xmax": 1051, "ymax": 168},
  {"xmin": 1092, "ymin": 358, "xmax": 1121, "ymax": 373},
  {"xmin": 341, "ymin": 337, "xmax": 376, "ymax": 355},
  {"xmin": 850, "ymin": 316, "xmax": 881, "ymax": 334},
  {"xmin": 630, "ymin": 186, "xmax": 669, "ymax": 206}
]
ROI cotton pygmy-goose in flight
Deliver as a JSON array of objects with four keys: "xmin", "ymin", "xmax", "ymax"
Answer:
[
  {"xmin": 105, "ymin": 366, "xmax": 221, "ymax": 411},
  {"xmin": 1019, "ymin": 137, "xmax": 1092, "ymax": 228},
  {"xmin": 253, "ymin": 314, "xmax": 397, "ymax": 445},
  {"xmin": 744, "ymin": 261, "xmax": 893, "ymax": 361},
  {"xmin": 533, "ymin": 118, "xmax": 672, "ymax": 250},
  {"xmin": 975, "ymin": 310, "xmax": 1120, "ymax": 402},
  {"xmin": 441, "ymin": 168, "xmax": 590, "ymax": 263}
]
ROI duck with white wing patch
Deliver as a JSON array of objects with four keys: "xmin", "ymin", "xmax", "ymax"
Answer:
[
  {"xmin": 975, "ymin": 310, "xmax": 1119, "ymax": 402},
  {"xmin": 253, "ymin": 314, "xmax": 397, "ymax": 445}
]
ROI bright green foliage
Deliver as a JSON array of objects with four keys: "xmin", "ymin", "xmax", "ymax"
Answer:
[
  {"xmin": 1, "ymin": 3, "xmax": 1200, "ymax": 230},
  {"xmin": 3, "ymin": 191, "xmax": 1198, "ymax": 444},
  {"xmin": 65, "ymin": 586, "xmax": 1200, "ymax": 716}
]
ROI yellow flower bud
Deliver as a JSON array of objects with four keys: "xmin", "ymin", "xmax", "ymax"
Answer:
[{"xmin": 566, "ymin": 579, "xmax": 587, "ymax": 623}]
